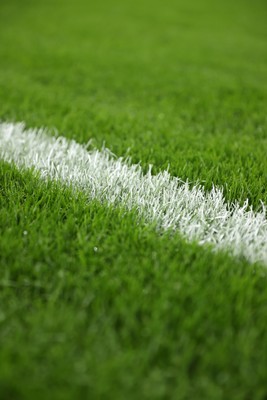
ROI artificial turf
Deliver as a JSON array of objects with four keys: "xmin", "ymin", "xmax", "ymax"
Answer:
[{"xmin": 0, "ymin": 0, "xmax": 267, "ymax": 398}]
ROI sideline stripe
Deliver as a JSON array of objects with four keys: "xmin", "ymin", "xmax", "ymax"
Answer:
[{"xmin": 1, "ymin": 122, "xmax": 266, "ymax": 265}]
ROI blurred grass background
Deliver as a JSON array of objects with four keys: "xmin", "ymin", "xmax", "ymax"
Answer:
[{"xmin": 0, "ymin": 0, "xmax": 267, "ymax": 204}]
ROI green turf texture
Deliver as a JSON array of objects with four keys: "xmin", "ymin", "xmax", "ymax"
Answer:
[
  {"xmin": 0, "ymin": 0, "xmax": 267, "ymax": 205},
  {"xmin": 1, "ymin": 0, "xmax": 267, "ymax": 399}
]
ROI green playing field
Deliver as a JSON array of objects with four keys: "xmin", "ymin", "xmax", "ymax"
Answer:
[{"xmin": 1, "ymin": 0, "xmax": 267, "ymax": 398}]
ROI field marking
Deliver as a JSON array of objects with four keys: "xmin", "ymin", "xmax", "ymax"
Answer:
[{"xmin": 1, "ymin": 121, "xmax": 267, "ymax": 265}]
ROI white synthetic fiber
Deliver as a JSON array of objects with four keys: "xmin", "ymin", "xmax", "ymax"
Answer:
[{"xmin": 1, "ymin": 121, "xmax": 266, "ymax": 264}]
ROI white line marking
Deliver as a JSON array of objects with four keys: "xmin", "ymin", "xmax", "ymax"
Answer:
[{"xmin": 1, "ymin": 122, "xmax": 266, "ymax": 264}]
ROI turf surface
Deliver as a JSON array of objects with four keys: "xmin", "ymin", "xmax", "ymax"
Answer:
[{"xmin": 1, "ymin": 0, "xmax": 267, "ymax": 398}]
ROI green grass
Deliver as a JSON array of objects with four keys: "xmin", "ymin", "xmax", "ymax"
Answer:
[
  {"xmin": 1, "ymin": 0, "xmax": 267, "ymax": 398},
  {"xmin": 1, "ymin": 0, "xmax": 267, "ymax": 205},
  {"xmin": 1, "ymin": 162, "xmax": 267, "ymax": 400}
]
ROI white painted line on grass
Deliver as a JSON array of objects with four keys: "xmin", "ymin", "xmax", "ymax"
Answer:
[{"xmin": 1, "ymin": 121, "xmax": 267, "ymax": 264}]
